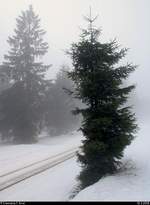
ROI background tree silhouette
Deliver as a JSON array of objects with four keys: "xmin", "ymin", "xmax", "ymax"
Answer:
[
  {"xmin": 0, "ymin": 5, "xmax": 50, "ymax": 143},
  {"xmin": 45, "ymin": 66, "xmax": 81, "ymax": 136}
]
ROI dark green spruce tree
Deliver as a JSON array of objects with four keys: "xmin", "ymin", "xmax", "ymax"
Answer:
[
  {"xmin": 68, "ymin": 13, "xmax": 137, "ymax": 189},
  {"xmin": 0, "ymin": 5, "xmax": 50, "ymax": 143}
]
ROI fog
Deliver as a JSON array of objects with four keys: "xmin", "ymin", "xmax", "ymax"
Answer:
[{"xmin": 0, "ymin": 0, "xmax": 150, "ymax": 122}]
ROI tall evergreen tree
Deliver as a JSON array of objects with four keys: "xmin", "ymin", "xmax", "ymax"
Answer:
[
  {"xmin": 0, "ymin": 5, "xmax": 50, "ymax": 143},
  {"xmin": 68, "ymin": 12, "xmax": 137, "ymax": 189}
]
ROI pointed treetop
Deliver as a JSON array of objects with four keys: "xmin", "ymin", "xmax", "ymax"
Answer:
[
  {"xmin": 82, "ymin": 7, "xmax": 100, "ymax": 42},
  {"xmin": 83, "ymin": 6, "xmax": 99, "ymax": 24}
]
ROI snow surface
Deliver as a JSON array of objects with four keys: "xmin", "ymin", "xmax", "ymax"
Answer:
[
  {"xmin": 0, "ymin": 122, "xmax": 150, "ymax": 201},
  {"xmin": 0, "ymin": 131, "xmax": 82, "ymax": 201},
  {"xmin": 0, "ymin": 131, "xmax": 82, "ymax": 176},
  {"xmin": 73, "ymin": 121, "xmax": 150, "ymax": 201},
  {"xmin": 0, "ymin": 157, "xmax": 81, "ymax": 201}
]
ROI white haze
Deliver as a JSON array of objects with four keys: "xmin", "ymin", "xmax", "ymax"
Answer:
[{"xmin": 0, "ymin": 0, "xmax": 150, "ymax": 121}]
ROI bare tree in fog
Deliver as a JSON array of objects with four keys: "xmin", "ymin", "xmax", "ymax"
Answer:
[{"xmin": 0, "ymin": 5, "xmax": 51, "ymax": 143}]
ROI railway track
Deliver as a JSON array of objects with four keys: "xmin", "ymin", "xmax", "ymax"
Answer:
[{"xmin": 0, "ymin": 147, "xmax": 78, "ymax": 191}]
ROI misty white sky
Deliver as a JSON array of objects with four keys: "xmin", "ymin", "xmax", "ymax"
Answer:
[{"xmin": 0, "ymin": 0, "xmax": 150, "ymax": 120}]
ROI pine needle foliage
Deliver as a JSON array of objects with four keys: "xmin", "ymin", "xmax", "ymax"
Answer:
[{"xmin": 68, "ymin": 12, "xmax": 137, "ymax": 189}]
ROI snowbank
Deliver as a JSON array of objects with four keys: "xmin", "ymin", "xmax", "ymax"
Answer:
[{"xmin": 73, "ymin": 122, "xmax": 150, "ymax": 201}]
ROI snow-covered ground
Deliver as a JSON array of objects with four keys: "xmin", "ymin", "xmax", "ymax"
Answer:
[
  {"xmin": 0, "ymin": 157, "xmax": 81, "ymax": 201},
  {"xmin": 0, "ymin": 121, "xmax": 150, "ymax": 201},
  {"xmin": 0, "ymin": 131, "xmax": 82, "ymax": 201},
  {"xmin": 73, "ymin": 121, "xmax": 150, "ymax": 201},
  {"xmin": 0, "ymin": 131, "xmax": 82, "ymax": 176}
]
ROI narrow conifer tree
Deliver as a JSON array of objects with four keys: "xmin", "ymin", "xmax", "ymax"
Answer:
[
  {"xmin": 0, "ymin": 5, "xmax": 50, "ymax": 143},
  {"xmin": 68, "ymin": 11, "xmax": 137, "ymax": 189}
]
